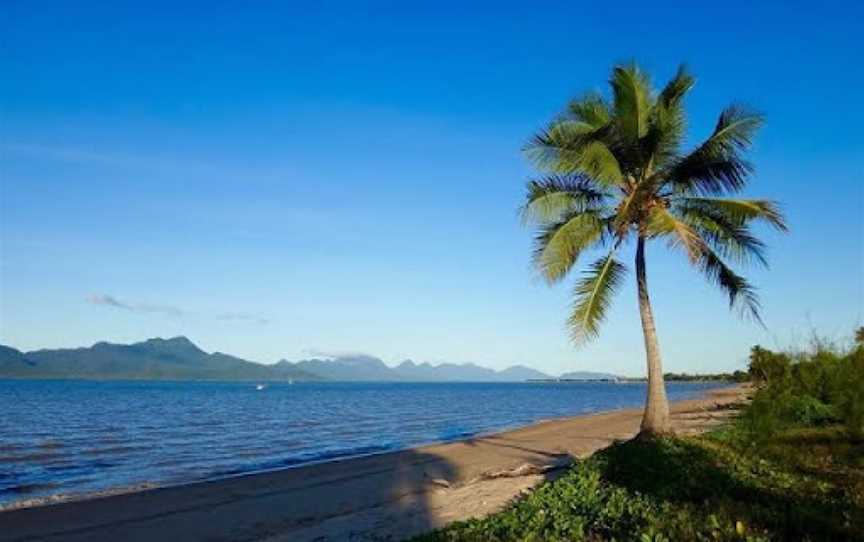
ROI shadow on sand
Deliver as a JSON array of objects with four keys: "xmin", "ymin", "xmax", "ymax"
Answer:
[{"xmin": 0, "ymin": 447, "xmax": 459, "ymax": 542}]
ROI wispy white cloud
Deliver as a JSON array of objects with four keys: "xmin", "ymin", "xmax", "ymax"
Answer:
[
  {"xmin": 87, "ymin": 294, "xmax": 132, "ymax": 310},
  {"xmin": 87, "ymin": 294, "xmax": 269, "ymax": 324},
  {"xmin": 216, "ymin": 312, "xmax": 271, "ymax": 325},
  {"xmin": 1, "ymin": 142, "xmax": 214, "ymax": 176},
  {"xmin": 301, "ymin": 348, "xmax": 376, "ymax": 360},
  {"xmin": 87, "ymin": 294, "xmax": 184, "ymax": 317}
]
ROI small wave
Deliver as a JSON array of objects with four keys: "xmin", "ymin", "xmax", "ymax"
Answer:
[
  {"xmin": 202, "ymin": 442, "xmax": 400, "ymax": 479},
  {"xmin": 42, "ymin": 459, "xmax": 118, "ymax": 474},
  {"xmin": 233, "ymin": 448, "xmax": 271, "ymax": 458},
  {"xmin": 0, "ymin": 482, "xmax": 61, "ymax": 495},
  {"xmin": 0, "ymin": 451, "xmax": 61, "ymax": 464},
  {"xmin": 0, "ymin": 445, "xmax": 23, "ymax": 455},
  {"xmin": 92, "ymin": 426, "xmax": 125, "ymax": 434},
  {"xmin": 81, "ymin": 445, "xmax": 147, "ymax": 457},
  {"xmin": 0, "ymin": 481, "xmax": 159, "ymax": 512},
  {"xmin": 289, "ymin": 443, "xmax": 398, "ymax": 465}
]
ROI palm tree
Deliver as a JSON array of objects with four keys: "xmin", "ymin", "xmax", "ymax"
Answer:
[{"xmin": 522, "ymin": 63, "xmax": 787, "ymax": 436}]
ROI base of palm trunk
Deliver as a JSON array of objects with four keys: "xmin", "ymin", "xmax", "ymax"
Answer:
[
  {"xmin": 638, "ymin": 405, "xmax": 672, "ymax": 437},
  {"xmin": 634, "ymin": 426, "xmax": 675, "ymax": 440}
]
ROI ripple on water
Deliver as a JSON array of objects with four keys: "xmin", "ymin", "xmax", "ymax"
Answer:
[
  {"xmin": 79, "ymin": 445, "xmax": 144, "ymax": 457},
  {"xmin": 0, "ymin": 451, "xmax": 63, "ymax": 465},
  {"xmin": 0, "ymin": 482, "xmax": 61, "ymax": 496}
]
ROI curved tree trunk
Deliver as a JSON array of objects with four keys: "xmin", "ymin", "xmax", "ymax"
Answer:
[{"xmin": 636, "ymin": 236, "xmax": 671, "ymax": 435}]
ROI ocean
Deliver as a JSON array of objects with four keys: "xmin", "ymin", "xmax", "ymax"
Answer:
[{"xmin": 0, "ymin": 379, "xmax": 724, "ymax": 508}]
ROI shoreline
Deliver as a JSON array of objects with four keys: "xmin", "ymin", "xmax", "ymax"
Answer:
[
  {"xmin": 0, "ymin": 381, "xmax": 724, "ymax": 513},
  {"xmin": 1, "ymin": 384, "xmax": 748, "ymax": 542}
]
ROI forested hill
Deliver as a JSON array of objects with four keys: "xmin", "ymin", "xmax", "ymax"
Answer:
[{"xmin": 0, "ymin": 337, "xmax": 319, "ymax": 381}]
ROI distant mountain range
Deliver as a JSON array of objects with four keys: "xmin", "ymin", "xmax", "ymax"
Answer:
[
  {"xmin": 0, "ymin": 337, "xmax": 620, "ymax": 382},
  {"xmin": 279, "ymin": 356, "xmax": 552, "ymax": 382},
  {"xmin": 0, "ymin": 337, "xmax": 318, "ymax": 381}
]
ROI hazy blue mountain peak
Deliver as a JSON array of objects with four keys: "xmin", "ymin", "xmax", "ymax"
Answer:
[
  {"xmin": 138, "ymin": 336, "xmax": 200, "ymax": 349},
  {"xmin": 333, "ymin": 354, "xmax": 388, "ymax": 368},
  {"xmin": 0, "ymin": 337, "xmax": 319, "ymax": 381},
  {"xmin": 0, "ymin": 344, "xmax": 35, "ymax": 368}
]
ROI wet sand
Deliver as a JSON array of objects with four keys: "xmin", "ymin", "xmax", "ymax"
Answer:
[{"xmin": 0, "ymin": 384, "xmax": 747, "ymax": 542}]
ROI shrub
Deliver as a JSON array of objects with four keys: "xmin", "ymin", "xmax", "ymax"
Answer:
[
  {"xmin": 831, "ymin": 346, "xmax": 864, "ymax": 439},
  {"xmin": 748, "ymin": 346, "xmax": 790, "ymax": 383},
  {"xmin": 745, "ymin": 331, "xmax": 864, "ymax": 439},
  {"xmin": 787, "ymin": 394, "xmax": 835, "ymax": 425}
]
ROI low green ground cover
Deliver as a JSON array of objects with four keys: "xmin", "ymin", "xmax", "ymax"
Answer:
[{"xmin": 417, "ymin": 332, "xmax": 864, "ymax": 541}]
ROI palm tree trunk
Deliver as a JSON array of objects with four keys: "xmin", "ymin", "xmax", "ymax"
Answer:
[{"xmin": 636, "ymin": 236, "xmax": 671, "ymax": 435}]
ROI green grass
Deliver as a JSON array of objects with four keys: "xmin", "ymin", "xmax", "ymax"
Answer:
[{"xmin": 415, "ymin": 427, "xmax": 864, "ymax": 541}]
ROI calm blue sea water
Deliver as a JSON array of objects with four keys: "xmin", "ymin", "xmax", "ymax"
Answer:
[{"xmin": 0, "ymin": 380, "xmax": 724, "ymax": 507}]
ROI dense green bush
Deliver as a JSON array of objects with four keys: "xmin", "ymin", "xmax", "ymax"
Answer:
[
  {"xmin": 741, "ymin": 329, "xmax": 864, "ymax": 440},
  {"xmin": 787, "ymin": 394, "xmax": 835, "ymax": 425},
  {"xmin": 748, "ymin": 346, "xmax": 791, "ymax": 384},
  {"xmin": 832, "ymin": 346, "xmax": 864, "ymax": 438}
]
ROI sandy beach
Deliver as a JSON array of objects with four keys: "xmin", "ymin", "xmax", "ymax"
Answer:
[{"xmin": 0, "ymin": 384, "xmax": 747, "ymax": 542}]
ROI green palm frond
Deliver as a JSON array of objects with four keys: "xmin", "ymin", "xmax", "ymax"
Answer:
[
  {"xmin": 569, "ymin": 252, "xmax": 627, "ymax": 343},
  {"xmin": 566, "ymin": 93, "xmax": 611, "ymax": 128},
  {"xmin": 643, "ymin": 65, "xmax": 694, "ymax": 169},
  {"xmin": 645, "ymin": 206, "xmax": 707, "ymax": 263},
  {"xmin": 533, "ymin": 212, "xmax": 607, "ymax": 284},
  {"xmin": 678, "ymin": 198, "xmax": 787, "ymax": 231},
  {"xmin": 644, "ymin": 103, "xmax": 684, "ymax": 170},
  {"xmin": 665, "ymin": 105, "xmax": 764, "ymax": 196},
  {"xmin": 577, "ymin": 141, "xmax": 624, "ymax": 185},
  {"xmin": 677, "ymin": 203, "xmax": 768, "ymax": 266},
  {"xmin": 520, "ymin": 175, "xmax": 609, "ymax": 224},
  {"xmin": 526, "ymin": 122, "xmax": 622, "ymax": 186},
  {"xmin": 657, "ymin": 65, "xmax": 695, "ymax": 108},
  {"xmin": 525, "ymin": 120, "xmax": 600, "ymax": 171},
  {"xmin": 697, "ymin": 247, "xmax": 763, "ymax": 324},
  {"xmin": 611, "ymin": 63, "xmax": 653, "ymax": 140}
]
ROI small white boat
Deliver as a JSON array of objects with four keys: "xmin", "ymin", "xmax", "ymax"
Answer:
[{"xmin": 256, "ymin": 384, "xmax": 266, "ymax": 391}]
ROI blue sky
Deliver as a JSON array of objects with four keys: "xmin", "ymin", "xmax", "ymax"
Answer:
[{"xmin": 1, "ymin": 1, "xmax": 862, "ymax": 376}]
